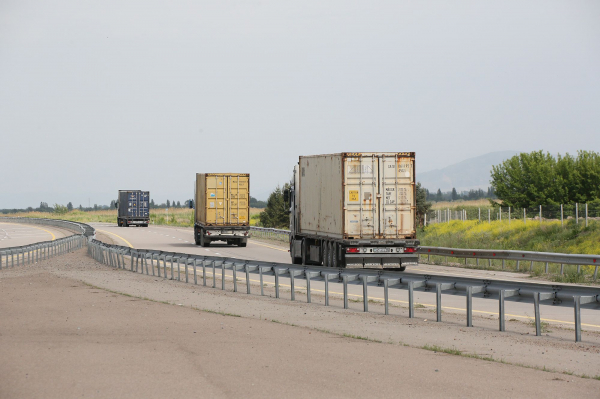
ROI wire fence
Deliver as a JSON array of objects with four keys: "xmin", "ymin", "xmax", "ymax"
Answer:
[{"xmin": 425, "ymin": 203, "xmax": 600, "ymax": 226}]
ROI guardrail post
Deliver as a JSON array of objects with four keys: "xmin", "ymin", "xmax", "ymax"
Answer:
[
  {"xmin": 306, "ymin": 271, "xmax": 312, "ymax": 303},
  {"xmin": 274, "ymin": 268, "xmax": 279, "ymax": 298},
  {"xmin": 384, "ymin": 279, "xmax": 389, "ymax": 315},
  {"xmin": 545, "ymin": 262, "xmax": 549, "ymax": 274},
  {"xmin": 574, "ymin": 296, "xmax": 581, "ymax": 342},
  {"xmin": 176, "ymin": 257, "xmax": 181, "ymax": 281},
  {"xmin": 436, "ymin": 284, "xmax": 442, "ymax": 322},
  {"xmin": 193, "ymin": 259, "xmax": 197, "ymax": 285},
  {"xmin": 408, "ymin": 281, "xmax": 414, "ymax": 318},
  {"xmin": 343, "ymin": 275, "xmax": 349, "ymax": 309},
  {"xmin": 324, "ymin": 274, "xmax": 330, "ymax": 306},
  {"xmin": 362, "ymin": 276, "xmax": 368, "ymax": 312},
  {"xmin": 170, "ymin": 256, "xmax": 174, "ymax": 279},
  {"xmin": 534, "ymin": 293, "xmax": 541, "ymax": 336},
  {"xmin": 467, "ymin": 286, "xmax": 473, "ymax": 327},
  {"xmin": 289, "ymin": 269, "xmax": 295, "ymax": 301},
  {"xmin": 259, "ymin": 266, "xmax": 265, "ymax": 295},
  {"xmin": 184, "ymin": 258, "xmax": 189, "ymax": 283},
  {"xmin": 245, "ymin": 263, "xmax": 250, "ymax": 294},
  {"xmin": 233, "ymin": 263, "xmax": 238, "ymax": 292},
  {"xmin": 221, "ymin": 262, "xmax": 226, "ymax": 290},
  {"xmin": 202, "ymin": 260, "xmax": 206, "ymax": 286},
  {"xmin": 499, "ymin": 290, "xmax": 506, "ymax": 331},
  {"xmin": 212, "ymin": 261, "xmax": 216, "ymax": 288}
]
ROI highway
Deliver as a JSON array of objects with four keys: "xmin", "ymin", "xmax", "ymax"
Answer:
[
  {"xmin": 0, "ymin": 222, "xmax": 73, "ymax": 249},
  {"xmin": 90, "ymin": 222, "xmax": 600, "ymax": 333}
]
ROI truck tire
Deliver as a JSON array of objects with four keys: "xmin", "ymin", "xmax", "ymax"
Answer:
[
  {"xmin": 238, "ymin": 238, "xmax": 247, "ymax": 247},
  {"xmin": 200, "ymin": 232, "xmax": 210, "ymax": 247},
  {"xmin": 398, "ymin": 266, "xmax": 407, "ymax": 272},
  {"xmin": 332, "ymin": 243, "xmax": 338, "ymax": 268}
]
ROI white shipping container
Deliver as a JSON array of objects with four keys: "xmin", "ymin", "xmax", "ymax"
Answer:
[{"xmin": 297, "ymin": 152, "xmax": 416, "ymax": 240}]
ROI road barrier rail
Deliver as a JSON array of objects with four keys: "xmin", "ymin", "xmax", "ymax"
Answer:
[
  {"xmin": 0, "ymin": 217, "xmax": 95, "ymax": 270},
  {"xmin": 249, "ymin": 227, "xmax": 599, "ymax": 279},
  {"xmin": 88, "ymin": 238, "xmax": 600, "ymax": 343}
]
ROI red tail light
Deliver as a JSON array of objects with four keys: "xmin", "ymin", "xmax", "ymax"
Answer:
[
  {"xmin": 404, "ymin": 247, "xmax": 417, "ymax": 253},
  {"xmin": 207, "ymin": 231, "xmax": 211, "ymax": 235},
  {"xmin": 346, "ymin": 247, "xmax": 360, "ymax": 253}
]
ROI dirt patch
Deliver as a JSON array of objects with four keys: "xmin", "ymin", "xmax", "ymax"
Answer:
[{"xmin": 1, "ymin": 250, "xmax": 599, "ymax": 398}]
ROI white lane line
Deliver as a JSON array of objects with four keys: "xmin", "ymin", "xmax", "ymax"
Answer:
[
  {"xmin": 204, "ymin": 249, "xmax": 210, "ymax": 251},
  {"xmin": 184, "ymin": 241, "xmax": 189, "ymax": 243}
]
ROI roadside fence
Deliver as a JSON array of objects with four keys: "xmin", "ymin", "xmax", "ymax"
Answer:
[{"xmin": 425, "ymin": 203, "xmax": 600, "ymax": 227}]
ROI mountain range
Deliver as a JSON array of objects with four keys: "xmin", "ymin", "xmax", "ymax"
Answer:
[{"xmin": 418, "ymin": 151, "xmax": 519, "ymax": 193}]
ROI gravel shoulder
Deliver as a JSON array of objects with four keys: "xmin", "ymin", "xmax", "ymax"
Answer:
[{"xmin": 1, "ymin": 249, "xmax": 599, "ymax": 398}]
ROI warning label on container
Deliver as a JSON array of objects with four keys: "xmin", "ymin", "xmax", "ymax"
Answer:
[{"xmin": 349, "ymin": 190, "xmax": 359, "ymax": 201}]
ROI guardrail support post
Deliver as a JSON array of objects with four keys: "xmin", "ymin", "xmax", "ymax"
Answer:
[
  {"xmin": 534, "ymin": 293, "xmax": 541, "ymax": 336},
  {"xmin": 233, "ymin": 263, "xmax": 238, "ymax": 292},
  {"xmin": 384, "ymin": 279, "xmax": 389, "ymax": 315},
  {"xmin": 436, "ymin": 283, "xmax": 442, "ymax": 322},
  {"xmin": 290, "ymin": 270, "xmax": 295, "ymax": 301},
  {"xmin": 176, "ymin": 258, "xmax": 180, "ymax": 281},
  {"xmin": 202, "ymin": 261, "xmax": 207, "ymax": 286},
  {"xmin": 193, "ymin": 259, "xmax": 197, "ymax": 285},
  {"xmin": 467, "ymin": 286, "xmax": 473, "ymax": 327},
  {"xmin": 274, "ymin": 269, "xmax": 279, "ymax": 298},
  {"xmin": 324, "ymin": 275, "xmax": 329, "ymax": 306},
  {"xmin": 343, "ymin": 275, "xmax": 348, "ymax": 309},
  {"xmin": 221, "ymin": 263, "xmax": 226, "ymax": 291},
  {"xmin": 362, "ymin": 277, "xmax": 368, "ymax": 312},
  {"xmin": 499, "ymin": 290, "xmax": 506, "ymax": 331},
  {"xmin": 574, "ymin": 296, "xmax": 581, "ymax": 342},
  {"xmin": 245, "ymin": 264, "xmax": 250, "ymax": 294},
  {"xmin": 259, "ymin": 266, "xmax": 264, "ymax": 295},
  {"xmin": 408, "ymin": 281, "xmax": 414, "ymax": 318},
  {"xmin": 306, "ymin": 272, "xmax": 312, "ymax": 303},
  {"xmin": 212, "ymin": 261, "xmax": 216, "ymax": 288},
  {"xmin": 185, "ymin": 258, "xmax": 189, "ymax": 283}
]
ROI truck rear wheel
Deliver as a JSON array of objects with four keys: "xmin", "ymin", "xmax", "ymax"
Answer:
[
  {"xmin": 331, "ymin": 243, "xmax": 338, "ymax": 268},
  {"xmin": 237, "ymin": 238, "xmax": 247, "ymax": 247},
  {"xmin": 200, "ymin": 233, "xmax": 210, "ymax": 247},
  {"xmin": 301, "ymin": 239, "xmax": 308, "ymax": 265},
  {"xmin": 290, "ymin": 240, "xmax": 302, "ymax": 264},
  {"xmin": 322, "ymin": 241, "xmax": 329, "ymax": 266}
]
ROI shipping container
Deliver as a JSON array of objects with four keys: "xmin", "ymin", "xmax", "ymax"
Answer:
[
  {"xmin": 193, "ymin": 173, "xmax": 250, "ymax": 247},
  {"xmin": 117, "ymin": 190, "xmax": 150, "ymax": 227},
  {"xmin": 287, "ymin": 153, "xmax": 419, "ymax": 269}
]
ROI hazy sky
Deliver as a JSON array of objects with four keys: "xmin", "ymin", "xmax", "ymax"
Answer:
[{"xmin": 1, "ymin": 0, "xmax": 599, "ymax": 208}]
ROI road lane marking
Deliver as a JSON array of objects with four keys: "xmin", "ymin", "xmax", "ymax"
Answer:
[
  {"xmin": 250, "ymin": 240, "xmax": 288, "ymax": 252},
  {"xmin": 96, "ymin": 229, "xmax": 134, "ymax": 248},
  {"xmin": 0, "ymin": 222, "xmax": 56, "ymax": 241}
]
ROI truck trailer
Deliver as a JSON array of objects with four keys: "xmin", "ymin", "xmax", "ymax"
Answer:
[
  {"xmin": 116, "ymin": 190, "xmax": 150, "ymax": 227},
  {"xmin": 192, "ymin": 173, "xmax": 250, "ymax": 247},
  {"xmin": 285, "ymin": 152, "xmax": 419, "ymax": 270}
]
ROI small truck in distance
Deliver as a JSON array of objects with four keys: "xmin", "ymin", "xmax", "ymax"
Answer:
[{"xmin": 116, "ymin": 190, "xmax": 150, "ymax": 227}]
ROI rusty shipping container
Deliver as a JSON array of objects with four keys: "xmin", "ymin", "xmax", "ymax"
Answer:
[
  {"xmin": 298, "ymin": 153, "xmax": 416, "ymax": 239},
  {"xmin": 193, "ymin": 173, "xmax": 250, "ymax": 247},
  {"xmin": 288, "ymin": 152, "xmax": 419, "ymax": 269}
]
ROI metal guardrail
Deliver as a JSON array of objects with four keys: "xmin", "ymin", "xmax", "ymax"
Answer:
[
  {"xmin": 249, "ymin": 226, "xmax": 599, "ymax": 279},
  {"xmin": 0, "ymin": 217, "xmax": 95, "ymax": 270},
  {"xmin": 249, "ymin": 226, "xmax": 290, "ymax": 242},
  {"xmin": 88, "ymin": 238, "xmax": 600, "ymax": 343}
]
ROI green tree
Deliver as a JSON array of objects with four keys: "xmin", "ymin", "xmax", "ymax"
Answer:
[
  {"xmin": 54, "ymin": 204, "xmax": 68, "ymax": 215},
  {"xmin": 259, "ymin": 184, "xmax": 290, "ymax": 228},
  {"xmin": 435, "ymin": 189, "xmax": 442, "ymax": 202},
  {"xmin": 491, "ymin": 151, "xmax": 560, "ymax": 208},
  {"xmin": 416, "ymin": 182, "xmax": 432, "ymax": 227},
  {"xmin": 67, "ymin": 202, "xmax": 73, "ymax": 211},
  {"xmin": 166, "ymin": 199, "xmax": 171, "ymax": 208},
  {"xmin": 451, "ymin": 188, "xmax": 458, "ymax": 201}
]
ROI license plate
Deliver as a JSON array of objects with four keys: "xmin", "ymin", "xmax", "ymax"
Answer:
[{"xmin": 372, "ymin": 248, "xmax": 389, "ymax": 253}]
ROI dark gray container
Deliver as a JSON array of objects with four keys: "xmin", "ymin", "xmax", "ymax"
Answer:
[{"xmin": 117, "ymin": 190, "xmax": 150, "ymax": 227}]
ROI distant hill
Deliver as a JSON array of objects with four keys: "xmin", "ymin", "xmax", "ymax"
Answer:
[{"xmin": 418, "ymin": 151, "xmax": 518, "ymax": 192}]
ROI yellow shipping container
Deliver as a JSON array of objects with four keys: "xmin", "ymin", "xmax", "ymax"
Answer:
[{"xmin": 194, "ymin": 173, "xmax": 250, "ymax": 226}]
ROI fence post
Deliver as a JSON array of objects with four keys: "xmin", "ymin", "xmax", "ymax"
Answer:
[
  {"xmin": 478, "ymin": 208, "xmax": 481, "ymax": 223},
  {"xmin": 539, "ymin": 205, "xmax": 542, "ymax": 225},
  {"xmin": 561, "ymin": 204, "xmax": 563, "ymax": 228},
  {"xmin": 508, "ymin": 207, "xmax": 511, "ymax": 225},
  {"xmin": 488, "ymin": 209, "xmax": 491, "ymax": 224},
  {"xmin": 576, "ymin": 203, "xmax": 578, "ymax": 224},
  {"xmin": 499, "ymin": 207, "xmax": 502, "ymax": 222},
  {"xmin": 523, "ymin": 208, "xmax": 526, "ymax": 224},
  {"xmin": 585, "ymin": 203, "xmax": 588, "ymax": 227}
]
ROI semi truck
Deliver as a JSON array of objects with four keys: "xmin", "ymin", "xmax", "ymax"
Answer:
[
  {"xmin": 116, "ymin": 190, "xmax": 150, "ymax": 227},
  {"xmin": 285, "ymin": 152, "xmax": 419, "ymax": 270},
  {"xmin": 192, "ymin": 173, "xmax": 250, "ymax": 247}
]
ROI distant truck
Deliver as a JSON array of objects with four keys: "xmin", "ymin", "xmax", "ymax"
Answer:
[
  {"xmin": 191, "ymin": 173, "xmax": 250, "ymax": 247},
  {"xmin": 116, "ymin": 190, "xmax": 150, "ymax": 227},
  {"xmin": 285, "ymin": 152, "xmax": 419, "ymax": 270}
]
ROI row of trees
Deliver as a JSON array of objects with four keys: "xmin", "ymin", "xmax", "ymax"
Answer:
[
  {"xmin": 491, "ymin": 151, "xmax": 600, "ymax": 208},
  {"xmin": 426, "ymin": 187, "xmax": 496, "ymax": 202}
]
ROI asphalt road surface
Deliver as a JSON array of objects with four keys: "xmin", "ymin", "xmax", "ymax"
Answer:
[
  {"xmin": 90, "ymin": 223, "xmax": 600, "ymax": 333},
  {"xmin": 0, "ymin": 222, "xmax": 73, "ymax": 249}
]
